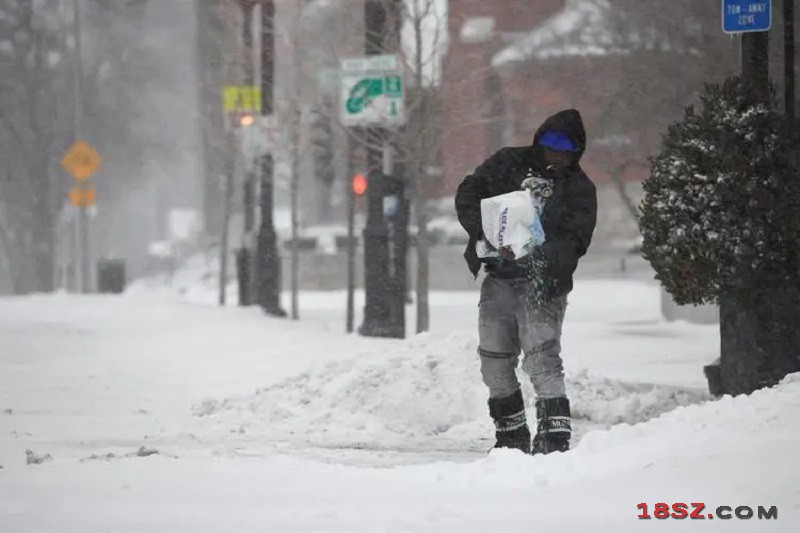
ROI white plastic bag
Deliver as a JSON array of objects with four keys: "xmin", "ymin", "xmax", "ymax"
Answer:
[{"xmin": 480, "ymin": 190, "xmax": 539, "ymax": 259}]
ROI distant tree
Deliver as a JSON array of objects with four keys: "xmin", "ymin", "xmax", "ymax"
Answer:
[
  {"xmin": 244, "ymin": 0, "xmax": 445, "ymax": 326},
  {"xmin": 310, "ymin": 99, "xmax": 336, "ymax": 222},
  {"xmin": 400, "ymin": 0, "xmax": 446, "ymax": 333},
  {"xmin": 0, "ymin": 0, "xmax": 72, "ymax": 293}
]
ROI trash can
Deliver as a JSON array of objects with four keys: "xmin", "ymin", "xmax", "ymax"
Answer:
[{"xmin": 97, "ymin": 259, "xmax": 126, "ymax": 294}]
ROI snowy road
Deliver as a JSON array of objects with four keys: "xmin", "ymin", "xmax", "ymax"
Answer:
[{"xmin": 1, "ymin": 281, "xmax": 798, "ymax": 531}]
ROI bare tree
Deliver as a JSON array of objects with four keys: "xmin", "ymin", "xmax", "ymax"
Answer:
[
  {"xmin": 400, "ymin": 0, "xmax": 446, "ymax": 333},
  {"xmin": 272, "ymin": 0, "xmax": 330, "ymax": 320},
  {"xmin": 0, "ymin": 0, "xmax": 72, "ymax": 293},
  {"xmin": 593, "ymin": 0, "xmax": 738, "ymax": 225},
  {"xmin": 197, "ymin": 1, "xmax": 241, "ymax": 239},
  {"xmin": 233, "ymin": 0, "xmax": 446, "ymax": 326}
]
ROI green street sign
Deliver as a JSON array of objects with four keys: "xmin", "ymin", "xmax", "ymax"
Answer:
[
  {"xmin": 340, "ymin": 55, "xmax": 405, "ymax": 127},
  {"xmin": 345, "ymin": 76, "xmax": 403, "ymax": 114}
]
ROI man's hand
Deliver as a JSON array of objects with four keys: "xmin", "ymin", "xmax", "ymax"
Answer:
[{"xmin": 498, "ymin": 246, "xmax": 516, "ymax": 261}]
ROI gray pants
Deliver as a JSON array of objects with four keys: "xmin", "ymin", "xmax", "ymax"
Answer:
[{"xmin": 478, "ymin": 275, "xmax": 568, "ymax": 400}]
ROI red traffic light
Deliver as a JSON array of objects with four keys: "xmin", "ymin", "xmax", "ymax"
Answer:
[{"xmin": 352, "ymin": 174, "xmax": 367, "ymax": 196}]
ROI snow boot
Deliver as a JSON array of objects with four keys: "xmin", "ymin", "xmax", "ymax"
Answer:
[
  {"xmin": 488, "ymin": 390, "xmax": 531, "ymax": 454},
  {"xmin": 531, "ymin": 397, "xmax": 571, "ymax": 455}
]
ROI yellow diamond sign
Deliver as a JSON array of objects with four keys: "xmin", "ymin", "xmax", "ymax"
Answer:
[{"xmin": 61, "ymin": 141, "xmax": 102, "ymax": 181}]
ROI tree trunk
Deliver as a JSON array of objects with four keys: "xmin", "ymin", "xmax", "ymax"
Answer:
[
  {"xmin": 413, "ymin": 135, "xmax": 430, "ymax": 333},
  {"xmin": 411, "ymin": 4, "xmax": 430, "ymax": 334},
  {"xmin": 415, "ymin": 191, "xmax": 430, "ymax": 333},
  {"xmin": 31, "ymin": 223, "xmax": 55, "ymax": 292},
  {"xmin": 608, "ymin": 163, "xmax": 641, "ymax": 224},
  {"xmin": 718, "ymin": 288, "xmax": 800, "ymax": 395},
  {"xmin": 31, "ymin": 156, "xmax": 55, "ymax": 293},
  {"xmin": 290, "ymin": 137, "xmax": 300, "ymax": 321}
]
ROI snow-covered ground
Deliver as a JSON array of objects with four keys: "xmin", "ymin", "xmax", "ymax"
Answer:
[{"xmin": 1, "ymin": 272, "xmax": 798, "ymax": 531}]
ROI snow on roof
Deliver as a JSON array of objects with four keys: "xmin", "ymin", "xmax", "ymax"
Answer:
[
  {"xmin": 459, "ymin": 16, "xmax": 496, "ymax": 44},
  {"xmin": 492, "ymin": 0, "xmax": 668, "ymax": 68}
]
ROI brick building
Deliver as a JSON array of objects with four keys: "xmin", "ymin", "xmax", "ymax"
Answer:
[
  {"xmin": 441, "ymin": 0, "xmax": 563, "ymax": 196},
  {"xmin": 440, "ymin": 0, "xmax": 738, "ymax": 247}
]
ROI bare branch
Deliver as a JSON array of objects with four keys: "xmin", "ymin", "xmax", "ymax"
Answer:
[{"xmin": 0, "ymin": 110, "xmax": 27, "ymax": 152}]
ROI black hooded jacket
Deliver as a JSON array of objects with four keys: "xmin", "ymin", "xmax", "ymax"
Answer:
[{"xmin": 455, "ymin": 109, "xmax": 597, "ymax": 300}]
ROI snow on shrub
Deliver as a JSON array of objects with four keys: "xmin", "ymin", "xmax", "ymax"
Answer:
[{"xmin": 639, "ymin": 77, "xmax": 800, "ymax": 306}]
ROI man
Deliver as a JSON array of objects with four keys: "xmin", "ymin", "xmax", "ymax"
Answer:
[{"xmin": 455, "ymin": 109, "xmax": 597, "ymax": 455}]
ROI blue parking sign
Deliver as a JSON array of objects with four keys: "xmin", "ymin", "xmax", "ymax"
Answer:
[{"xmin": 722, "ymin": 0, "xmax": 771, "ymax": 34}]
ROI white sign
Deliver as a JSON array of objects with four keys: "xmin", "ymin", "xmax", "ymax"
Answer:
[{"xmin": 340, "ymin": 54, "xmax": 405, "ymax": 127}]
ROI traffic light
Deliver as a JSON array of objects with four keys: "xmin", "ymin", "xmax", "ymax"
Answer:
[
  {"xmin": 237, "ymin": 113, "xmax": 255, "ymax": 127},
  {"xmin": 352, "ymin": 173, "xmax": 367, "ymax": 196},
  {"xmin": 226, "ymin": 112, "xmax": 256, "ymax": 131}
]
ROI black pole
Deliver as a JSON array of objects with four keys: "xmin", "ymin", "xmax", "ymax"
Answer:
[
  {"xmin": 741, "ymin": 31, "xmax": 770, "ymax": 96},
  {"xmin": 359, "ymin": 0, "xmax": 405, "ymax": 338},
  {"xmin": 714, "ymin": 20, "xmax": 773, "ymax": 396},
  {"xmin": 346, "ymin": 150, "xmax": 357, "ymax": 334},
  {"xmin": 255, "ymin": 0, "xmax": 286, "ymax": 317},
  {"xmin": 236, "ymin": 1, "xmax": 256, "ymax": 306},
  {"xmin": 360, "ymin": 0, "xmax": 389, "ymax": 337},
  {"xmin": 785, "ymin": 0, "xmax": 795, "ymax": 121}
]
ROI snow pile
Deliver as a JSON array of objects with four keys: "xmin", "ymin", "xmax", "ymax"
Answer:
[
  {"xmin": 570, "ymin": 371, "xmax": 800, "ymax": 478},
  {"xmin": 566, "ymin": 369, "xmax": 708, "ymax": 426},
  {"xmin": 126, "ymin": 248, "xmax": 224, "ymax": 304},
  {"xmin": 193, "ymin": 332, "xmax": 708, "ymax": 450},
  {"xmin": 2, "ymin": 289, "xmax": 799, "ymax": 529},
  {"xmin": 193, "ymin": 333, "xmax": 488, "ymax": 448}
]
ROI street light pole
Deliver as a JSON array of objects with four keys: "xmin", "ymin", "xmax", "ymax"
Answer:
[
  {"xmin": 359, "ymin": 0, "xmax": 406, "ymax": 339},
  {"xmin": 785, "ymin": 0, "xmax": 795, "ymax": 122},
  {"xmin": 255, "ymin": 0, "xmax": 285, "ymax": 316}
]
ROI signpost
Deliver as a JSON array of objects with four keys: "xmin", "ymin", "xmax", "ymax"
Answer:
[
  {"xmin": 722, "ymin": 0, "xmax": 771, "ymax": 33},
  {"xmin": 720, "ymin": 1, "xmax": 771, "ymax": 95},
  {"xmin": 218, "ymin": 85, "xmax": 260, "ymax": 306},
  {"xmin": 340, "ymin": 55, "xmax": 406, "ymax": 127},
  {"xmin": 61, "ymin": 139, "xmax": 100, "ymax": 293},
  {"xmin": 342, "ymin": 9, "xmax": 408, "ymax": 338}
]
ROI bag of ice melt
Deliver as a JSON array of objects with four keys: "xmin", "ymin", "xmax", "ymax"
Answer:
[{"xmin": 480, "ymin": 190, "xmax": 539, "ymax": 260}]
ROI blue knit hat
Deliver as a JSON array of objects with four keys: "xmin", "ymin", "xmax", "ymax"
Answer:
[{"xmin": 538, "ymin": 130, "xmax": 578, "ymax": 152}]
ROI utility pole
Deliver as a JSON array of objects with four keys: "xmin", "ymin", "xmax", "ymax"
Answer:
[
  {"xmin": 359, "ymin": 0, "xmax": 406, "ymax": 339},
  {"xmin": 71, "ymin": 0, "xmax": 90, "ymax": 293},
  {"xmin": 785, "ymin": 0, "xmax": 795, "ymax": 122},
  {"xmin": 741, "ymin": 26, "xmax": 769, "ymax": 96},
  {"xmin": 255, "ymin": 0, "xmax": 286, "ymax": 317}
]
